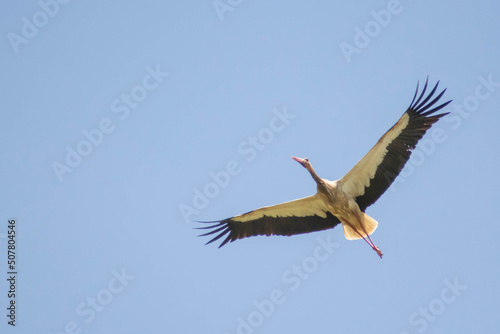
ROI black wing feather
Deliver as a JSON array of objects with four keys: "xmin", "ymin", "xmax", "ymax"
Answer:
[
  {"xmin": 355, "ymin": 78, "xmax": 451, "ymax": 212},
  {"xmin": 198, "ymin": 212, "xmax": 341, "ymax": 248}
]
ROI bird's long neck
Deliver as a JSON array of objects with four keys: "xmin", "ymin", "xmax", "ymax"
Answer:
[{"xmin": 306, "ymin": 165, "xmax": 326, "ymax": 189}]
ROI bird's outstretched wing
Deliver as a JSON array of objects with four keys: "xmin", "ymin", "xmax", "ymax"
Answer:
[
  {"xmin": 198, "ymin": 194, "xmax": 341, "ymax": 247},
  {"xmin": 339, "ymin": 79, "xmax": 451, "ymax": 212}
]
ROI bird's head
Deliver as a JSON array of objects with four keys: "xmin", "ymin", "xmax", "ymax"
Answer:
[{"xmin": 291, "ymin": 156, "xmax": 311, "ymax": 169}]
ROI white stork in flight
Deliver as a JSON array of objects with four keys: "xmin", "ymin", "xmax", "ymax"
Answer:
[{"xmin": 198, "ymin": 79, "xmax": 451, "ymax": 258}]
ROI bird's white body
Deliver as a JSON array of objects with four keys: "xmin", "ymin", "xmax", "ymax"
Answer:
[
  {"xmin": 323, "ymin": 182, "xmax": 378, "ymax": 241},
  {"xmin": 314, "ymin": 180, "xmax": 370, "ymax": 237}
]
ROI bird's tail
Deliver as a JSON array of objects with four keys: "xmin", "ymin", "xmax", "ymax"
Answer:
[{"xmin": 342, "ymin": 213, "xmax": 378, "ymax": 240}]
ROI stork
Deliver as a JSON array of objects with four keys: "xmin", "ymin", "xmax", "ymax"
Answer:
[{"xmin": 198, "ymin": 79, "xmax": 451, "ymax": 258}]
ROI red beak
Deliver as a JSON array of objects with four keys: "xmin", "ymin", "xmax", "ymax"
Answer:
[{"xmin": 291, "ymin": 156, "xmax": 305, "ymax": 164}]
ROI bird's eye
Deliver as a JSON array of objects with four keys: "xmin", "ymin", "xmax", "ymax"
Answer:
[{"xmin": 304, "ymin": 158, "xmax": 309, "ymax": 162}]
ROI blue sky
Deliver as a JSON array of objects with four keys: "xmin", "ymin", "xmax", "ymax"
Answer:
[{"xmin": 1, "ymin": 1, "xmax": 500, "ymax": 333}]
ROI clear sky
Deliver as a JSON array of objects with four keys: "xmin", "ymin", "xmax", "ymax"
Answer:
[{"xmin": 1, "ymin": 1, "xmax": 500, "ymax": 333}]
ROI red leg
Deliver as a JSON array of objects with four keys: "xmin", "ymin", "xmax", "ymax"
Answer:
[
  {"xmin": 346, "ymin": 222, "xmax": 383, "ymax": 259},
  {"xmin": 366, "ymin": 234, "xmax": 383, "ymax": 258}
]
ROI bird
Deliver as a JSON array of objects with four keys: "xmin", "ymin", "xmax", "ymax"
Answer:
[{"xmin": 198, "ymin": 78, "xmax": 451, "ymax": 258}]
